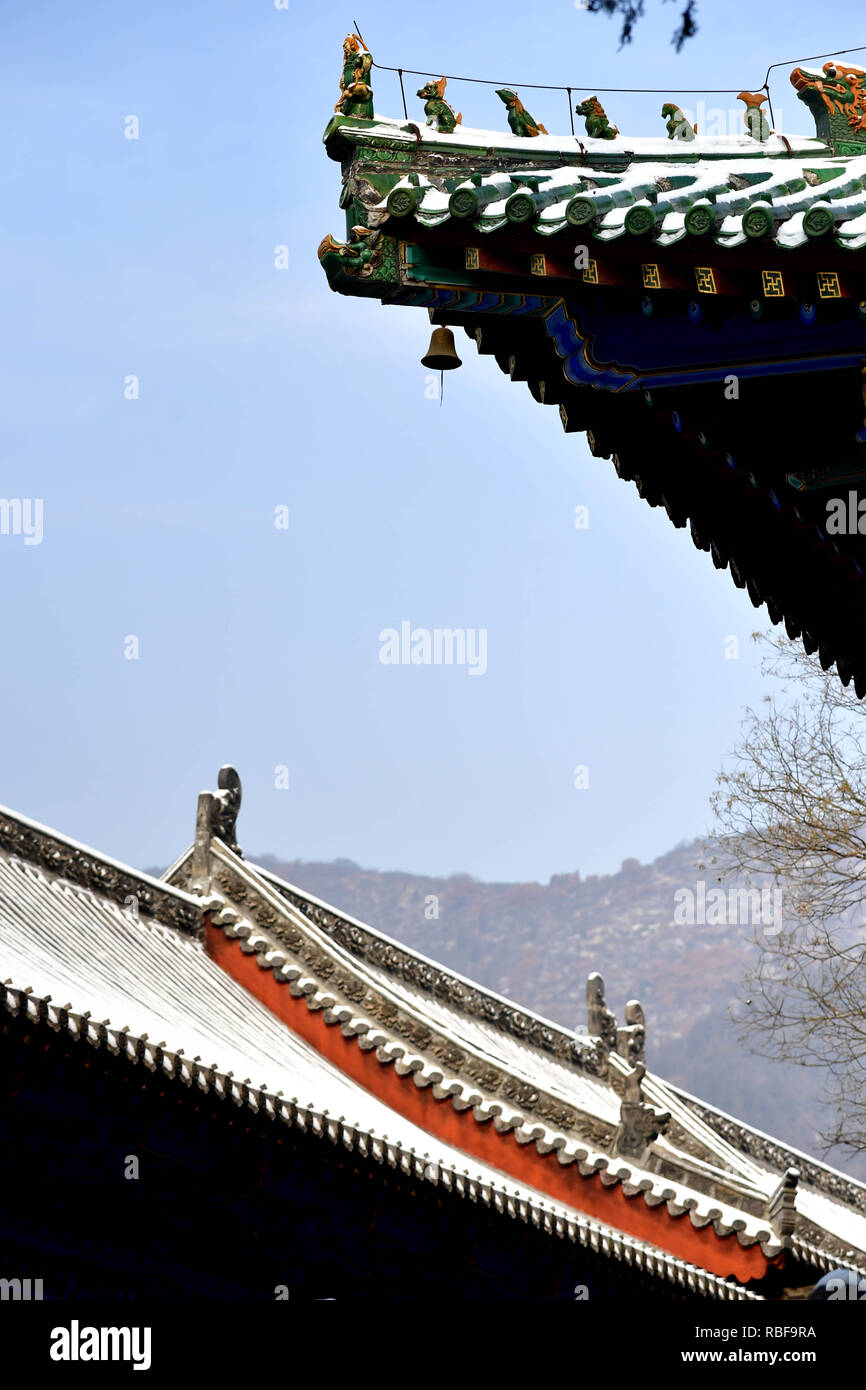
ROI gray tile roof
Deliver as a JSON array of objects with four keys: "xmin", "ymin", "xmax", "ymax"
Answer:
[
  {"xmin": 0, "ymin": 827, "xmax": 757, "ymax": 1298},
  {"xmin": 3, "ymin": 792, "xmax": 866, "ymax": 1278}
]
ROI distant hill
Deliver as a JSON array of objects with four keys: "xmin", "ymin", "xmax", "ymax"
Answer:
[{"xmin": 246, "ymin": 841, "xmax": 866, "ymax": 1182}]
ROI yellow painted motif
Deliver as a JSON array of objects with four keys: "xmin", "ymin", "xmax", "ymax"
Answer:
[
  {"xmin": 530, "ymin": 253, "xmax": 547, "ymax": 276},
  {"xmin": 694, "ymin": 267, "xmax": 717, "ymax": 295},
  {"xmin": 642, "ymin": 264, "xmax": 661, "ymax": 290},
  {"xmin": 762, "ymin": 270, "xmax": 785, "ymax": 297},
  {"xmin": 817, "ymin": 271, "xmax": 841, "ymax": 299},
  {"xmin": 465, "ymin": 247, "xmax": 480, "ymax": 270},
  {"xmin": 583, "ymin": 259, "xmax": 599, "ymax": 284}
]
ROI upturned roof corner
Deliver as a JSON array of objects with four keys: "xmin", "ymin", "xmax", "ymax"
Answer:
[{"xmin": 318, "ymin": 37, "xmax": 866, "ymax": 701}]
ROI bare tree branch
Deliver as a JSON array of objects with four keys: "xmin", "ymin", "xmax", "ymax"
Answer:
[
  {"xmin": 710, "ymin": 631, "xmax": 866, "ymax": 1154},
  {"xmin": 583, "ymin": 0, "xmax": 698, "ymax": 49}
]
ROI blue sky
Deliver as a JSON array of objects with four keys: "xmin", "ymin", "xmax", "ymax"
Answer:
[{"xmin": 0, "ymin": 0, "xmax": 858, "ymax": 881}]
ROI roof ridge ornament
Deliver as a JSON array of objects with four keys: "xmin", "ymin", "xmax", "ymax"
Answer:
[
  {"xmin": 585, "ymin": 972, "xmax": 646, "ymax": 1067},
  {"xmin": 586, "ymin": 972, "xmax": 618, "ymax": 1054},
  {"xmin": 617, "ymin": 999, "xmax": 647, "ymax": 1068},
  {"xmin": 495, "ymin": 89, "xmax": 548, "ymax": 138},
  {"xmin": 738, "ymin": 92, "xmax": 771, "ymax": 141},
  {"xmin": 190, "ymin": 765, "xmax": 243, "ymax": 892},
  {"xmin": 212, "ymin": 765, "xmax": 242, "ymax": 854},
  {"xmin": 616, "ymin": 1063, "xmax": 672, "ymax": 1160},
  {"xmin": 575, "ymin": 96, "xmax": 619, "ymax": 141},
  {"xmin": 662, "ymin": 102, "xmax": 697, "ymax": 141},
  {"xmin": 336, "ymin": 34, "xmax": 374, "ymax": 120},
  {"xmin": 767, "ymin": 1165, "xmax": 800, "ymax": 1239},
  {"xmin": 791, "ymin": 60, "xmax": 866, "ymax": 155},
  {"xmin": 417, "ymin": 77, "xmax": 462, "ymax": 134}
]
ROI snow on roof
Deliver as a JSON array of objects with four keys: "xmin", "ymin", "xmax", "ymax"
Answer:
[{"xmin": 0, "ymin": 843, "xmax": 756, "ymax": 1297}]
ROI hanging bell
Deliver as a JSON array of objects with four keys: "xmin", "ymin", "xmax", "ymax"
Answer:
[{"xmin": 421, "ymin": 326, "xmax": 462, "ymax": 370}]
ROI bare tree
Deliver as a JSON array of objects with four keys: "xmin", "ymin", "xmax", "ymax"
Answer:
[
  {"xmin": 583, "ymin": 0, "xmax": 698, "ymax": 50},
  {"xmin": 710, "ymin": 630, "xmax": 866, "ymax": 1155}
]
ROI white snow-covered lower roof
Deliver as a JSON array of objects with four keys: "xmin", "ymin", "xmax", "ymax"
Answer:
[
  {"xmin": 0, "ymin": 846, "xmax": 756, "ymax": 1299},
  {"xmin": 237, "ymin": 853, "xmax": 866, "ymax": 1263}
]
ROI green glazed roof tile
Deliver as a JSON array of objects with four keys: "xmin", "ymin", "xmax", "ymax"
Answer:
[{"xmin": 339, "ymin": 111, "xmax": 866, "ymax": 251}]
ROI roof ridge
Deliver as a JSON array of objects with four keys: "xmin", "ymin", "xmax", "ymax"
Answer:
[
  {"xmin": 250, "ymin": 856, "xmax": 600, "ymax": 1063},
  {"xmin": 669, "ymin": 1082, "xmax": 866, "ymax": 1203},
  {"xmin": 0, "ymin": 803, "xmax": 201, "ymax": 935},
  {"xmin": 206, "ymin": 904, "xmax": 808, "ymax": 1272},
  {"xmin": 165, "ymin": 829, "xmax": 866, "ymax": 1224},
  {"xmin": 250, "ymin": 854, "xmax": 866, "ymax": 1216}
]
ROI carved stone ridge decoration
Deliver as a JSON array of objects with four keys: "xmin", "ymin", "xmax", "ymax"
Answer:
[
  {"xmin": 586, "ymin": 975, "xmax": 648, "ymax": 1072},
  {"xmin": 768, "ymin": 1166, "xmax": 799, "ymax": 1239},
  {"xmin": 237, "ymin": 869, "xmax": 866, "ymax": 1218},
  {"xmin": 0, "ymin": 816, "xmax": 201, "ymax": 936},
  {"xmin": 794, "ymin": 1221, "xmax": 866, "ymax": 1268},
  {"xmin": 685, "ymin": 1100, "xmax": 866, "ymax": 1214},
  {"xmin": 259, "ymin": 873, "xmax": 606, "ymax": 1073},
  {"xmin": 651, "ymin": 1154, "xmax": 768, "ymax": 1218},
  {"xmin": 214, "ymin": 867, "xmax": 248, "ymax": 902},
  {"xmin": 585, "ymin": 971, "xmax": 617, "ymax": 1055},
  {"xmin": 615, "ymin": 1064, "xmax": 671, "ymax": 1160},
  {"xmin": 211, "ymin": 766, "xmax": 242, "ymax": 854},
  {"xmin": 190, "ymin": 766, "xmax": 243, "ymax": 892},
  {"xmin": 616, "ymin": 1000, "xmax": 646, "ymax": 1067},
  {"xmin": 208, "ymin": 884, "xmax": 616, "ymax": 1142}
]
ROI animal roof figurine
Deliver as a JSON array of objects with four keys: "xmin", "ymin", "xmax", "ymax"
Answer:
[
  {"xmin": 790, "ymin": 60, "xmax": 866, "ymax": 153},
  {"xmin": 495, "ymin": 88, "xmax": 547, "ymax": 138},
  {"xmin": 417, "ymin": 77, "xmax": 462, "ymax": 134},
  {"xmin": 575, "ymin": 96, "xmax": 619, "ymax": 140},
  {"xmin": 737, "ymin": 91, "xmax": 771, "ymax": 141},
  {"xmin": 661, "ymin": 102, "xmax": 696, "ymax": 140}
]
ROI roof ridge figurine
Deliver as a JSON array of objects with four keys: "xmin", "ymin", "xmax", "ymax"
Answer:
[
  {"xmin": 336, "ymin": 33, "xmax": 374, "ymax": 120},
  {"xmin": 575, "ymin": 95, "xmax": 619, "ymax": 140},
  {"xmin": 738, "ymin": 92, "xmax": 771, "ymax": 141},
  {"xmin": 791, "ymin": 59, "xmax": 866, "ymax": 154},
  {"xmin": 417, "ymin": 77, "xmax": 462, "ymax": 134},
  {"xmin": 495, "ymin": 88, "xmax": 547, "ymax": 138},
  {"xmin": 661, "ymin": 101, "xmax": 696, "ymax": 141},
  {"xmin": 317, "ymin": 226, "xmax": 385, "ymax": 281},
  {"xmin": 615, "ymin": 1063, "xmax": 672, "ymax": 1160}
]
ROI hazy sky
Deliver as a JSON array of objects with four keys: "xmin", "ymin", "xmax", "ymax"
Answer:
[{"xmin": 0, "ymin": 0, "xmax": 855, "ymax": 882}]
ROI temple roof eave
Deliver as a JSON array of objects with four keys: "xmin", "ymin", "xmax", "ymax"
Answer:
[
  {"xmin": 324, "ymin": 112, "xmax": 826, "ymax": 167},
  {"xmin": 161, "ymin": 833, "xmax": 866, "ymax": 1269}
]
